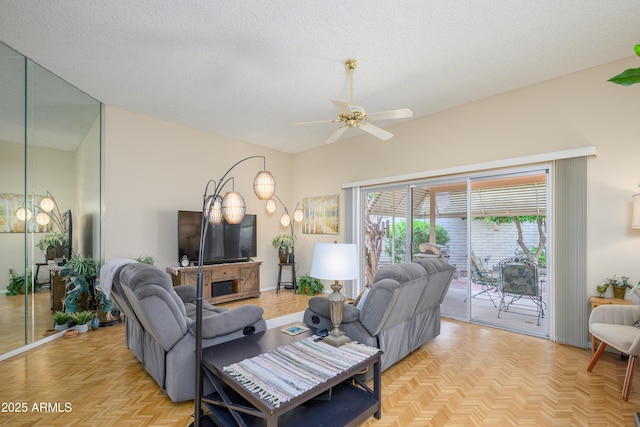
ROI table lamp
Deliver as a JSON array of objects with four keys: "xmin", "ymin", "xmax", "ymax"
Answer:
[{"xmin": 310, "ymin": 242, "xmax": 357, "ymax": 346}]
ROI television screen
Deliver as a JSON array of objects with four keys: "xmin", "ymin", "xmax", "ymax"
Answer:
[{"xmin": 178, "ymin": 210, "xmax": 257, "ymax": 264}]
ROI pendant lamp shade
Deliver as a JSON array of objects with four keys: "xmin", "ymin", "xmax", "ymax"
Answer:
[
  {"xmin": 36, "ymin": 212, "xmax": 51, "ymax": 226},
  {"xmin": 206, "ymin": 195, "xmax": 223, "ymax": 224},
  {"xmin": 253, "ymin": 170, "xmax": 276, "ymax": 200},
  {"xmin": 222, "ymin": 191, "xmax": 246, "ymax": 224},
  {"xmin": 293, "ymin": 204, "xmax": 304, "ymax": 223},
  {"xmin": 280, "ymin": 213, "xmax": 291, "ymax": 227},
  {"xmin": 16, "ymin": 207, "xmax": 32, "ymax": 221},
  {"xmin": 266, "ymin": 199, "xmax": 277, "ymax": 214},
  {"xmin": 40, "ymin": 197, "xmax": 55, "ymax": 212}
]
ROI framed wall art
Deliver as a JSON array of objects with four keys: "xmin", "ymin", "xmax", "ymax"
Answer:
[{"xmin": 302, "ymin": 195, "xmax": 339, "ymax": 234}]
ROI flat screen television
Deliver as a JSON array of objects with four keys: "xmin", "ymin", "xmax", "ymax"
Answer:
[{"xmin": 178, "ymin": 210, "xmax": 257, "ymax": 265}]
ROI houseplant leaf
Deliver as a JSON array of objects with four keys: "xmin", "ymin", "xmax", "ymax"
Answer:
[{"xmin": 608, "ymin": 67, "xmax": 640, "ymax": 86}]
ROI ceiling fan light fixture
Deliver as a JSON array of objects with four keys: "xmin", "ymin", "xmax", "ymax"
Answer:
[{"xmin": 293, "ymin": 58, "xmax": 412, "ymax": 144}]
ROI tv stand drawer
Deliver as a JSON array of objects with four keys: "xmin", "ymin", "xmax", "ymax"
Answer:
[{"xmin": 210, "ymin": 266, "xmax": 240, "ymax": 282}]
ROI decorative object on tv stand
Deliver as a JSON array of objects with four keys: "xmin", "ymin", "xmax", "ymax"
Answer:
[
  {"xmin": 267, "ymin": 194, "xmax": 302, "ymax": 263},
  {"xmin": 193, "ymin": 156, "xmax": 275, "ymax": 427},
  {"xmin": 310, "ymin": 242, "xmax": 358, "ymax": 346}
]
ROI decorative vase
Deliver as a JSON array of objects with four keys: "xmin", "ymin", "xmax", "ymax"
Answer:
[
  {"xmin": 91, "ymin": 317, "xmax": 100, "ymax": 330},
  {"xmin": 278, "ymin": 246, "xmax": 288, "ymax": 263},
  {"xmin": 613, "ymin": 286, "xmax": 626, "ymax": 300},
  {"xmin": 76, "ymin": 323, "xmax": 89, "ymax": 333}
]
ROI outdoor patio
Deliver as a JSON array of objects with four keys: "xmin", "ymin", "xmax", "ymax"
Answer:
[{"xmin": 441, "ymin": 275, "xmax": 548, "ymax": 336}]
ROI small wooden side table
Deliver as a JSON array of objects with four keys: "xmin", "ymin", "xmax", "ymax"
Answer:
[{"xmin": 589, "ymin": 296, "xmax": 633, "ymax": 353}]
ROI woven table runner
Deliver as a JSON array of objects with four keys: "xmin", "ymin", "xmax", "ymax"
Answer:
[{"xmin": 223, "ymin": 337, "xmax": 378, "ymax": 408}]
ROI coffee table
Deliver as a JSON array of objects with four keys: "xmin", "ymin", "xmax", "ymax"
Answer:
[{"xmin": 198, "ymin": 324, "xmax": 382, "ymax": 426}]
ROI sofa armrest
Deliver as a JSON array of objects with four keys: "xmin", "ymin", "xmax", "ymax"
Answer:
[
  {"xmin": 173, "ymin": 284, "xmax": 196, "ymax": 303},
  {"xmin": 307, "ymin": 296, "xmax": 360, "ymax": 323},
  {"xmin": 188, "ymin": 304, "xmax": 264, "ymax": 339}
]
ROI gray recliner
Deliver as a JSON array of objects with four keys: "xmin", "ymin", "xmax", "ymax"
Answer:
[
  {"xmin": 110, "ymin": 262, "xmax": 266, "ymax": 402},
  {"xmin": 303, "ymin": 257, "xmax": 455, "ymax": 376}
]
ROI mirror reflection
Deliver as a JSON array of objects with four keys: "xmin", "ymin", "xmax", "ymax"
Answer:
[{"xmin": 0, "ymin": 41, "xmax": 102, "ymax": 355}]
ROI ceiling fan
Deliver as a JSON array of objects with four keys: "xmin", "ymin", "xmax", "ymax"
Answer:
[{"xmin": 293, "ymin": 58, "xmax": 413, "ymax": 144}]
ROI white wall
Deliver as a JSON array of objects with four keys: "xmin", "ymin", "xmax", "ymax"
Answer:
[
  {"xmin": 103, "ymin": 56, "xmax": 640, "ymax": 300},
  {"xmin": 103, "ymin": 107, "xmax": 293, "ymax": 289}
]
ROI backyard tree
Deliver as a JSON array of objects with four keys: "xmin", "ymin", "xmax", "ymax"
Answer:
[
  {"xmin": 384, "ymin": 220, "xmax": 450, "ymax": 264},
  {"xmin": 487, "ymin": 215, "xmax": 546, "ymax": 267},
  {"xmin": 364, "ymin": 213, "xmax": 386, "ymax": 287}
]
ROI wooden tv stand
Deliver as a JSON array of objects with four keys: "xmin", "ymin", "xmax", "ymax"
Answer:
[{"xmin": 167, "ymin": 261, "xmax": 261, "ymax": 304}]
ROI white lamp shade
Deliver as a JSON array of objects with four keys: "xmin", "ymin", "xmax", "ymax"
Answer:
[
  {"xmin": 206, "ymin": 195, "xmax": 223, "ymax": 224},
  {"xmin": 280, "ymin": 213, "xmax": 291, "ymax": 227},
  {"xmin": 222, "ymin": 191, "xmax": 246, "ymax": 224},
  {"xmin": 633, "ymin": 193, "xmax": 640, "ymax": 229},
  {"xmin": 266, "ymin": 198, "xmax": 276, "ymax": 214},
  {"xmin": 16, "ymin": 207, "xmax": 32, "ymax": 221},
  {"xmin": 293, "ymin": 206, "xmax": 304, "ymax": 223},
  {"xmin": 253, "ymin": 170, "xmax": 276, "ymax": 200},
  {"xmin": 40, "ymin": 197, "xmax": 55, "ymax": 212},
  {"xmin": 36, "ymin": 212, "xmax": 51, "ymax": 226},
  {"xmin": 310, "ymin": 243, "xmax": 358, "ymax": 281}
]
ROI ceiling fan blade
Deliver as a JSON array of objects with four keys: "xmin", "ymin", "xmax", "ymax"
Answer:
[
  {"xmin": 366, "ymin": 108, "xmax": 413, "ymax": 121},
  {"xmin": 326, "ymin": 126, "xmax": 347, "ymax": 144},
  {"xmin": 331, "ymin": 99, "xmax": 352, "ymax": 115},
  {"xmin": 360, "ymin": 123, "xmax": 393, "ymax": 141},
  {"xmin": 293, "ymin": 119, "xmax": 336, "ymax": 126}
]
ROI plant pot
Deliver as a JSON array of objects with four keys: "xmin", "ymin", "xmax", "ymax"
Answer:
[
  {"xmin": 75, "ymin": 323, "xmax": 89, "ymax": 333},
  {"xmin": 278, "ymin": 246, "xmax": 288, "ymax": 263},
  {"xmin": 54, "ymin": 323, "xmax": 68, "ymax": 332},
  {"xmin": 613, "ymin": 286, "xmax": 627, "ymax": 300}
]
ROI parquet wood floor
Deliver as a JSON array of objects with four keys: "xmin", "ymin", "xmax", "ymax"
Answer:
[{"xmin": 1, "ymin": 289, "xmax": 638, "ymax": 426}]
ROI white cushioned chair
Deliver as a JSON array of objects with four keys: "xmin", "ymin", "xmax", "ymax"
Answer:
[{"xmin": 587, "ymin": 304, "xmax": 640, "ymax": 400}]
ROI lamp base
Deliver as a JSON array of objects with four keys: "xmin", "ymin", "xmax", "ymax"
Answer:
[{"xmin": 323, "ymin": 330, "xmax": 351, "ymax": 347}]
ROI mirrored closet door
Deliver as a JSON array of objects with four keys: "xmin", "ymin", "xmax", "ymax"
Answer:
[{"xmin": 0, "ymin": 41, "xmax": 103, "ymax": 356}]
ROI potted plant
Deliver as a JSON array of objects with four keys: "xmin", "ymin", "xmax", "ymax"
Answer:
[
  {"xmin": 70, "ymin": 310, "xmax": 94, "ymax": 333},
  {"xmin": 52, "ymin": 311, "xmax": 69, "ymax": 331},
  {"xmin": 5, "ymin": 269, "xmax": 33, "ymax": 296},
  {"xmin": 65, "ymin": 254, "xmax": 98, "ymax": 279},
  {"xmin": 296, "ymin": 273, "xmax": 324, "ymax": 296},
  {"xmin": 135, "ymin": 255, "xmax": 156, "ymax": 265},
  {"xmin": 36, "ymin": 231, "xmax": 68, "ymax": 260},
  {"xmin": 272, "ymin": 233, "xmax": 295, "ymax": 263},
  {"xmin": 608, "ymin": 44, "xmax": 640, "ymax": 86},
  {"xmin": 602, "ymin": 275, "xmax": 632, "ymax": 300}
]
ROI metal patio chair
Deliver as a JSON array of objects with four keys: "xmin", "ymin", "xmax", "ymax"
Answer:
[{"xmin": 497, "ymin": 257, "xmax": 545, "ymax": 326}]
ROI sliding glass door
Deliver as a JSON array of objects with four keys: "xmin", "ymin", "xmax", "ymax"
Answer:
[
  {"xmin": 468, "ymin": 171, "xmax": 549, "ymax": 336},
  {"xmin": 360, "ymin": 167, "xmax": 550, "ymax": 338}
]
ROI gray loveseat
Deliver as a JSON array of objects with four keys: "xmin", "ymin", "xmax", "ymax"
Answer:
[
  {"xmin": 303, "ymin": 258, "xmax": 455, "ymax": 375},
  {"xmin": 109, "ymin": 262, "xmax": 266, "ymax": 402}
]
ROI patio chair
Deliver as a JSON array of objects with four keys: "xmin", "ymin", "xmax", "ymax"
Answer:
[
  {"xmin": 497, "ymin": 257, "xmax": 545, "ymax": 325},
  {"xmin": 469, "ymin": 253, "xmax": 500, "ymax": 307}
]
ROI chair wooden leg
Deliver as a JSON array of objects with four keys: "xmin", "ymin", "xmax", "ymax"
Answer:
[
  {"xmin": 622, "ymin": 355, "xmax": 638, "ymax": 401},
  {"xmin": 587, "ymin": 342, "xmax": 607, "ymax": 372}
]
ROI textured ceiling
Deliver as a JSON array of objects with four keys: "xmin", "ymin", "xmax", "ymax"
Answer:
[{"xmin": 1, "ymin": 1, "xmax": 639, "ymax": 154}]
